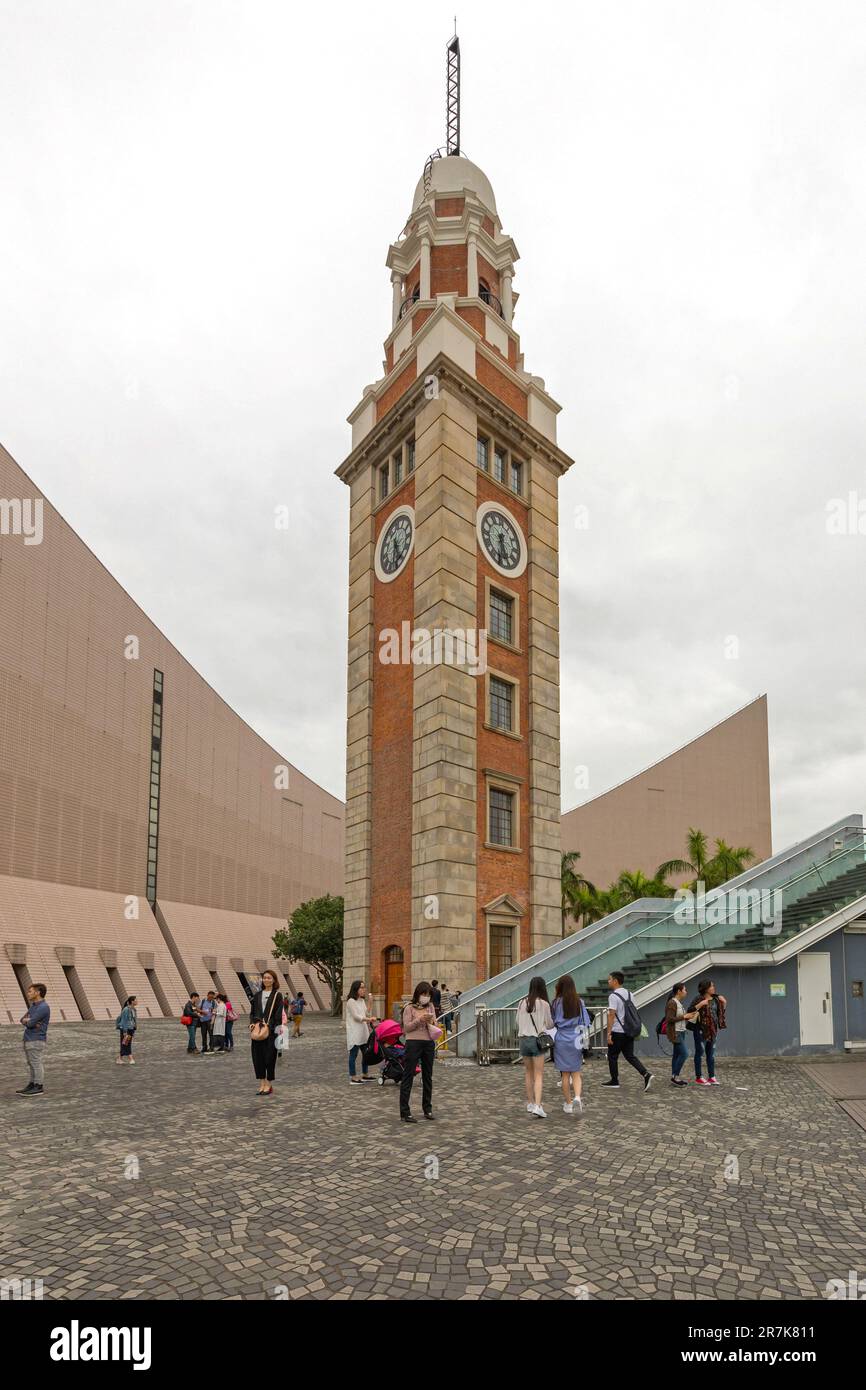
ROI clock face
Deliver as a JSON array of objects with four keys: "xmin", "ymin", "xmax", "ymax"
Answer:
[
  {"xmin": 477, "ymin": 502, "xmax": 527, "ymax": 577},
  {"xmin": 375, "ymin": 506, "xmax": 415, "ymax": 582}
]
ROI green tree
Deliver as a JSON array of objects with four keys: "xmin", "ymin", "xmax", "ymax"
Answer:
[
  {"xmin": 561, "ymin": 851, "xmax": 596, "ymax": 935},
  {"xmin": 273, "ymin": 893, "xmax": 344, "ymax": 1017},
  {"xmin": 656, "ymin": 828, "xmax": 756, "ymax": 893},
  {"xmin": 615, "ymin": 869, "xmax": 677, "ymax": 903}
]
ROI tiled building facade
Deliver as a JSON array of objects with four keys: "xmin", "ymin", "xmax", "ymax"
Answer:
[{"xmin": 0, "ymin": 442, "xmax": 343, "ymax": 1024}]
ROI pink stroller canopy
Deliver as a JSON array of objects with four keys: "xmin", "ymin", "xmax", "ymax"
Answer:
[{"xmin": 375, "ymin": 1019, "xmax": 402, "ymax": 1042}]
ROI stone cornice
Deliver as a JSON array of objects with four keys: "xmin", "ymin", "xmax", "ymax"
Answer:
[{"xmin": 337, "ymin": 345, "xmax": 573, "ymax": 485}]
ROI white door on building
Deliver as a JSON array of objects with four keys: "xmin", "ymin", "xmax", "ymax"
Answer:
[{"xmin": 798, "ymin": 952, "xmax": 833, "ymax": 1045}]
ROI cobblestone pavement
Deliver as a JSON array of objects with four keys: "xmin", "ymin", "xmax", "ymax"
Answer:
[{"xmin": 1, "ymin": 1017, "xmax": 865, "ymax": 1301}]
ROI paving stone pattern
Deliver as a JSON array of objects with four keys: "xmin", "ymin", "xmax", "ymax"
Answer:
[{"xmin": 1, "ymin": 1017, "xmax": 865, "ymax": 1301}]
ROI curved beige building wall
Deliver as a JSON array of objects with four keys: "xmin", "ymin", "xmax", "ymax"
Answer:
[
  {"xmin": 561, "ymin": 696, "xmax": 772, "ymax": 892},
  {"xmin": 0, "ymin": 442, "xmax": 344, "ymax": 1020}
]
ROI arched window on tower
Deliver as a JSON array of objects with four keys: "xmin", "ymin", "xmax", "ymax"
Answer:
[
  {"xmin": 479, "ymin": 278, "xmax": 504, "ymax": 318},
  {"xmin": 399, "ymin": 283, "xmax": 421, "ymax": 320}
]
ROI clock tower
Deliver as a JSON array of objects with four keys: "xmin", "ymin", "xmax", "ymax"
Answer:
[{"xmin": 337, "ymin": 41, "xmax": 573, "ymax": 1019}]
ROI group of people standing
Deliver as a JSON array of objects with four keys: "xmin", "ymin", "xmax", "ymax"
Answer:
[
  {"xmin": 181, "ymin": 991, "xmax": 239, "ymax": 1054},
  {"xmin": 516, "ymin": 970, "xmax": 729, "ymax": 1117}
]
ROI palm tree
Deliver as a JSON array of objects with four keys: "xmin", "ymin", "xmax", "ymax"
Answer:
[
  {"xmin": 561, "ymin": 851, "xmax": 596, "ymax": 935},
  {"xmin": 570, "ymin": 883, "xmax": 625, "ymax": 928},
  {"xmin": 705, "ymin": 839, "xmax": 756, "ymax": 889},
  {"xmin": 656, "ymin": 828, "xmax": 756, "ymax": 893},
  {"xmin": 615, "ymin": 869, "xmax": 677, "ymax": 904}
]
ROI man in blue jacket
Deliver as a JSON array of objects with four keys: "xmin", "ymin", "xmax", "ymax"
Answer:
[{"xmin": 17, "ymin": 982, "xmax": 50, "ymax": 1097}]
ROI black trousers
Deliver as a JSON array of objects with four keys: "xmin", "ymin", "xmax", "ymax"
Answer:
[
  {"xmin": 251, "ymin": 1036, "xmax": 277, "ymax": 1081},
  {"xmin": 400, "ymin": 1040, "xmax": 434, "ymax": 1117},
  {"xmin": 607, "ymin": 1032, "xmax": 648, "ymax": 1082},
  {"xmin": 200, "ymin": 1022, "xmax": 213, "ymax": 1052}
]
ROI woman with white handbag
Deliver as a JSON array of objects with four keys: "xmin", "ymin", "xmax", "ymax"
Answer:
[{"xmin": 248, "ymin": 971, "xmax": 285, "ymax": 1097}]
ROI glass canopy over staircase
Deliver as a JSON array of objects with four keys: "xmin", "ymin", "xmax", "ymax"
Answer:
[{"xmin": 454, "ymin": 815, "xmax": 866, "ymax": 1056}]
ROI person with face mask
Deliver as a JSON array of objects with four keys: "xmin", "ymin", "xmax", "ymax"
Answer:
[{"xmin": 399, "ymin": 981, "xmax": 439, "ymax": 1123}]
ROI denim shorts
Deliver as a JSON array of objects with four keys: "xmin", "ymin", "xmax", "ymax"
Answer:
[{"xmin": 519, "ymin": 1036, "xmax": 542, "ymax": 1058}]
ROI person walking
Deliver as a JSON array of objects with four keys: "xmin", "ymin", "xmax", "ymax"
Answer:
[
  {"xmin": 182, "ymin": 993, "xmax": 201, "ymax": 1053},
  {"xmin": 345, "ymin": 980, "xmax": 376, "ymax": 1084},
  {"xmin": 16, "ymin": 982, "xmax": 50, "ymax": 1097},
  {"xmin": 399, "ymin": 982, "xmax": 439, "ymax": 1123},
  {"xmin": 249, "ymin": 970, "xmax": 284, "ymax": 1097},
  {"xmin": 199, "ymin": 991, "xmax": 216, "ymax": 1054},
  {"xmin": 224, "ymin": 996, "xmax": 238, "ymax": 1051},
  {"xmin": 551, "ymin": 974, "xmax": 591, "ymax": 1114},
  {"xmin": 212, "ymin": 995, "xmax": 228, "ymax": 1052},
  {"xmin": 290, "ymin": 992, "xmax": 307, "ymax": 1038},
  {"xmin": 116, "ymin": 997, "xmax": 138, "ymax": 1064},
  {"xmin": 690, "ymin": 979, "xmax": 728, "ymax": 1086},
  {"xmin": 603, "ymin": 971, "xmax": 653, "ymax": 1092},
  {"xmin": 430, "ymin": 980, "xmax": 443, "ymax": 1017},
  {"xmin": 517, "ymin": 975, "xmax": 554, "ymax": 1118},
  {"xmin": 665, "ymin": 983, "xmax": 698, "ymax": 1086},
  {"xmin": 439, "ymin": 982, "xmax": 455, "ymax": 1035}
]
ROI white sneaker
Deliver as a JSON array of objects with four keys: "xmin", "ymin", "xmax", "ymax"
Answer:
[
  {"xmin": 526, "ymin": 1102, "xmax": 534, "ymax": 1112},
  {"xmin": 573, "ymin": 1096, "xmax": 583, "ymax": 1114},
  {"xmin": 534, "ymin": 1104, "xmax": 547, "ymax": 1118},
  {"xmin": 563, "ymin": 1101, "xmax": 573, "ymax": 1114}
]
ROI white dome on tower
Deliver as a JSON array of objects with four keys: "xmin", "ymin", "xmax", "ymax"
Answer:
[{"xmin": 412, "ymin": 155, "xmax": 497, "ymax": 216}]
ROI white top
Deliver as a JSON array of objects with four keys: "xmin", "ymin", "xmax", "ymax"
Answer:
[
  {"xmin": 345, "ymin": 996, "xmax": 370, "ymax": 1048},
  {"xmin": 212, "ymin": 1000, "xmax": 227, "ymax": 1036},
  {"xmin": 608, "ymin": 988, "xmax": 632, "ymax": 1034},
  {"xmin": 516, "ymin": 998, "xmax": 553, "ymax": 1038},
  {"xmin": 671, "ymin": 999, "xmax": 686, "ymax": 1035}
]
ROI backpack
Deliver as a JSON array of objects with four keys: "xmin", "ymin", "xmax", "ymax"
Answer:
[
  {"xmin": 614, "ymin": 988, "xmax": 642, "ymax": 1039},
  {"xmin": 361, "ymin": 1028, "xmax": 380, "ymax": 1066},
  {"xmin": 290, "ymin": 1000, "xmax": 302, "ymax": 1016}
]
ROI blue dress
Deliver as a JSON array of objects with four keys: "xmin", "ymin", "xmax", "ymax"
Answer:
[{"xmin": 552, "ymin": 998, "xmax": 590, "ymax": 1072}]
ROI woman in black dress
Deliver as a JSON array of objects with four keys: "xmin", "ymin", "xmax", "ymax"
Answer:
[{"xmin": 249, "ymin": 970, "xmax": 284, "ymax": 1097}]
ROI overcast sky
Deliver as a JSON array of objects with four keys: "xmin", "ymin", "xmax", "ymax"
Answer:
[{"xmin": 1, "ymin": 1, "xmax": 864, "ymax": 854}]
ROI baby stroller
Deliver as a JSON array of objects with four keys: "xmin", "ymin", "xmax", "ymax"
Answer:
[{"xmin": 372, "ymin": 1018, "xmax": 417, "ymax": 1087}]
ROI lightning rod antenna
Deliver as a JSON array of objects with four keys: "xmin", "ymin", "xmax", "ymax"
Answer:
[{"xmin": 446, "ymin": 31, "xmax": 460, "ymax": 156}]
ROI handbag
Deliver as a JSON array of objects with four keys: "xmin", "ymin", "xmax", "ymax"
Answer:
[
  {"xmin": 274, "ymin": 1007, "xmax": 290, "ymax": 1052},
  {"xmin": 527, "ymin": 1003, "xmax": 553, "ymax": 1054},
  {"xmin": 180, "ymin": 1014, "xmax": 193, "ymax": 1026},
  {"xmin": 250, "ymin": 990, "xmax": 279, "ymax": 1042}
]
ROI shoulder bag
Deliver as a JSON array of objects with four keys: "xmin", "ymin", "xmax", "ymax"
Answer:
[
  {"xmin": 250, "ymin": 991, "xmax": 279, "ymax": 1042},
  {"xmin": 527, "ymin": 1002, "xmax": 553, "ymax": 1055}
]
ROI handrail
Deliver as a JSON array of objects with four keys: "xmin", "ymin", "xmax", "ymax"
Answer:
[
  {"xmin": 445, "ymin": 828, "xmax": 866, "ymax": 1061},
  {"xmin": 460, "ymin": 819, "xmax": 865, "ymax": 1009},
  {"xmin": 492, "ymin": 833, "xmax": 866, "ymax": 1013}
]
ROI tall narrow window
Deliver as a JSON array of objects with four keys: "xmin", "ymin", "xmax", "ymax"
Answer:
[
  {"xmin": 146, "ymin": 670, "xmax": 163, "ymax": 905},
  {"xmin": 489, "ymin": 787, "xmax": 515, "ymax": 847},
  {"xmin": 477, "ymin": 436, "xmax": 489, "ymax": 472},
  {"xmin": 510, "ymin": 459, "xmax": 523, "ymax": 495},
  {"xmin": 489, "ymin": 676, "xmax": 514, "ymax": 732},
  {"xmin": 493, "ymin": 445, "xmax": 507, "ymax": 484},
  {"xmin": 489, "ymin": 588, "xmax": 514, "ymax": 645},
  {"xmin": 393, "ymin": 450, "xmax": 402, "ymax": 486},
  {"xmin": 379, "ymin": 463, "xmax": 389, "ymax": 501},
  {"xmin": 407, "ymin": 438, "xmax": 415, "ymax": 473}
]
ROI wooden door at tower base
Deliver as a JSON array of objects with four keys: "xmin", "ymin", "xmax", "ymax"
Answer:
[{"xmin": 384, "ymin": 945, "xmax": 405, "ymax": 1021}]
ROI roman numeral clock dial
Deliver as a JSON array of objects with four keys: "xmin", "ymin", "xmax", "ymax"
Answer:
[{"xmin": 476, "ymin": 501, "xmax": 527, "ymax": 579}]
